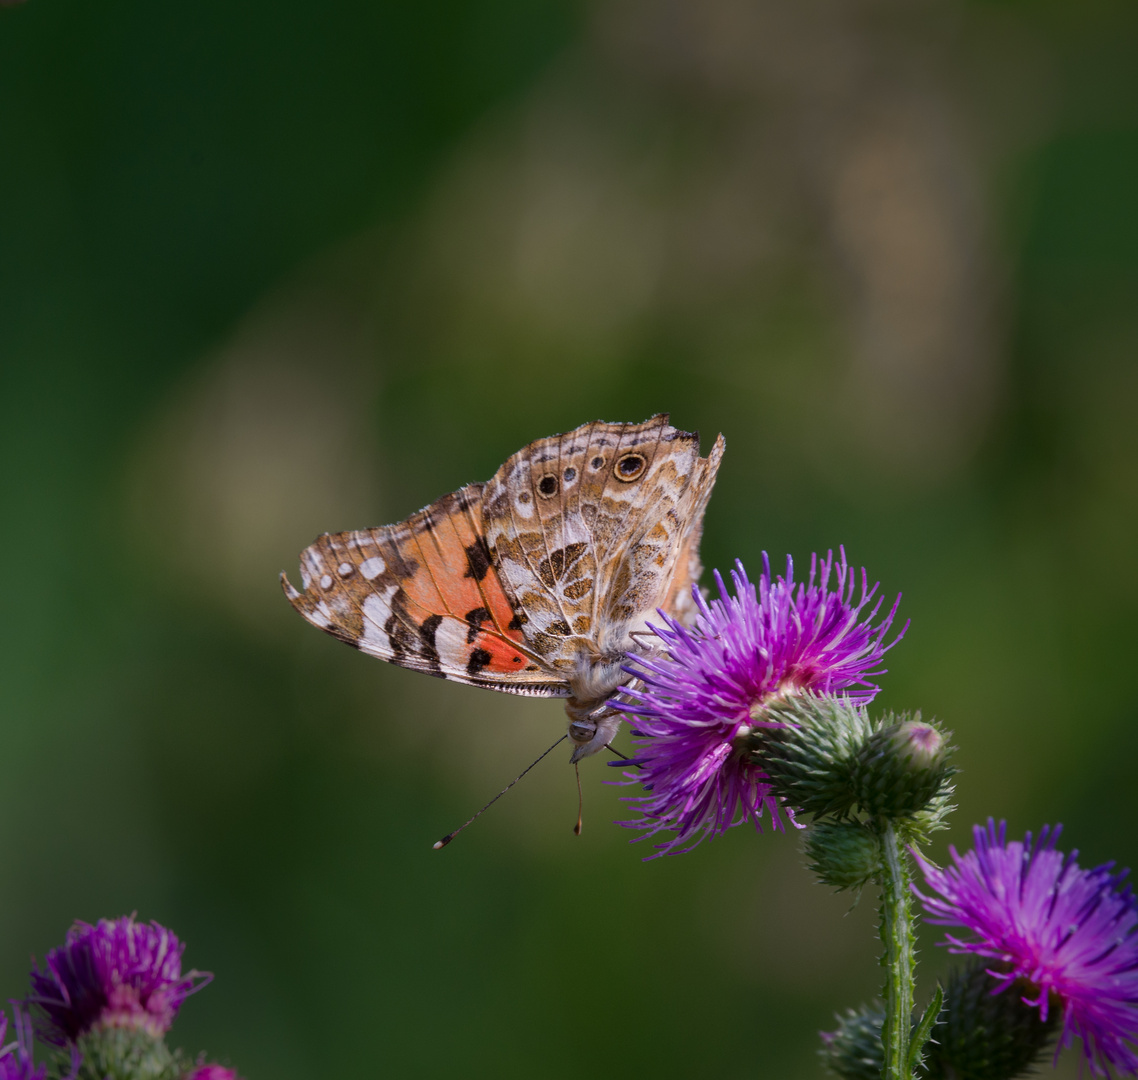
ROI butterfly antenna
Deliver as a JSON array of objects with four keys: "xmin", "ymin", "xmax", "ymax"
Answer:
[
  {"xmin": 573, "ymin": 761, "xmax": 584, "ymax": 836},
  {"xmin": 433, "ymin": 734, "xmax": 568, "ymax": 850}
]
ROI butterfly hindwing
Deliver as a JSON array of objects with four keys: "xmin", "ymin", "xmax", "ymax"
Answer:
[{"xmin": 481, "ymin": 415, "xmax": 720, "ymax": 671}]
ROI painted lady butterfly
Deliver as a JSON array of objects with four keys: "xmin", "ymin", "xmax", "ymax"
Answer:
[{"xmin": 281, "ymin": 415, "xmax": 724, "ymax": 761}]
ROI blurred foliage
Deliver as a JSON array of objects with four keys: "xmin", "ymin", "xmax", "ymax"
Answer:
[{"xmin": 2, "ymin": 0, "xmax": 1137, "ymax": 1077}]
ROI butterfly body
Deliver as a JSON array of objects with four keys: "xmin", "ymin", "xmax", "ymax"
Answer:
[{"xmin": 282, "ymin": 415, "xmax": 724, "ymax": 760}]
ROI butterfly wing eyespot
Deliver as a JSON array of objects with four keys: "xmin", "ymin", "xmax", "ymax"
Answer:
[
  {"xmin": 537, "ymin": 474, "xmax": 559, "ymax": 498},
  {"xmin": 614, "ymin": 452, "xmax": 647, "ymax": 482}
]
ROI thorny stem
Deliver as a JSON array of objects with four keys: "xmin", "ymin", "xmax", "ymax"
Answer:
[{"xmin": 879, "ymin": 822, "xmax": 916, "ymax": 1080}]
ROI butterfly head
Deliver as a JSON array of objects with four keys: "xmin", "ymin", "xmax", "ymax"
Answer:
[{"xmin": 565, "ymin": 697, "xmax": 623, "ymax": 763}]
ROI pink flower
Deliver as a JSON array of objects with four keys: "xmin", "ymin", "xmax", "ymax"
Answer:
[
  {"xmin": 27, "ymin": 915, "xmax": 210, "ymax": 1045},
  {"xmin": 915, "ymin": 820, "xmax": 1138, "ymax": 1077},
  {"xmin": 618, "ymin": 551, "xmax": 904, "ymax": 856}
]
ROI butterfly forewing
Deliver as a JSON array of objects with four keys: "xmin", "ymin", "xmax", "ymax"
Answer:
[
  {"xmin": 482, "ymin": 415, "xmax": 714, "ymax": 673},
  {"xmin": 281, "ymin": 486, "xmax": 569, "ymax": 696}
]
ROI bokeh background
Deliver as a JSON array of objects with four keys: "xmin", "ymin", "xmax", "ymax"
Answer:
[{"xmin": 2, "ymin": 0, "xmax": 1137, "ymax": 1076}]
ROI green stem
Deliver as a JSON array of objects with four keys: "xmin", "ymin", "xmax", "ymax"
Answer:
[{"xmin": 879, "ymin": 822, "xmax": 916, "ymax": 1080}]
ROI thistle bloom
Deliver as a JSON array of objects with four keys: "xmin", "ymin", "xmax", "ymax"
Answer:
[
  {"xmin": 618, "ymin": 551, "xmax": 905, "ymax": 856},
  {"xmin": 187, "ymin": 1066, "xmax": 241, "ymax": 1080},
  {"xmin": 915, "ymin": 820, "xmax": 1138, "ymax": 1077},
  {"xmin": 27, "ymin": 915, "xmax": 211, "ymax": 1046}
]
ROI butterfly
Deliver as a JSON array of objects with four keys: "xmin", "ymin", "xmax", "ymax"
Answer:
[{"xmin": 281, "ymin": 414, "xmax": 725, "ymax": 762}]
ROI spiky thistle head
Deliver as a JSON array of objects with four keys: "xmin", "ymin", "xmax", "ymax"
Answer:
[
  {"xmin": 27, "ymin": 916, "xmax": 210, "ymax": 1047},
  {"xmin": 915, "ymin": 820, "xmax": 1138, "ymax": 1077},
  {"xmin": 617, "ymin": 551, "xmax": 906, "ymax": 856}
]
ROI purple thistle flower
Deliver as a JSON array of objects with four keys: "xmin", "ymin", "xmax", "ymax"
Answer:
[
  {"xmin": 618, "ymin": 551, "xmax": 905, "ymax": 856},
  {"xmin": 188, "ymin": 1066, "xmax": 242, "ymax": 1080},
  {"xmin": 0, "ymin": 1007, "xmax": 48, "ymax": 1080},
  {"xmin": 914, "ymin": 820, "xmax": 1138, "ymax": 1077},
  {"xmin": 27, "ymin": 915, "xmax": 211, "ymax": 1046}
]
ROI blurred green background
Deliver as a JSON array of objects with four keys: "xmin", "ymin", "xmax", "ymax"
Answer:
[{"xmin": 2, "ymin": 0, "xmax": 1137, "ymax": 1076}]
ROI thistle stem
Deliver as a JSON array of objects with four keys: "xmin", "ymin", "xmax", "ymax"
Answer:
[{"xmin": 879, "ymin": 821, "xmax": 915, "ymax": 1080}]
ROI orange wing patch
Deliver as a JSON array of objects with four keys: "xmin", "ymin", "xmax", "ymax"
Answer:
[{"xmin": 281, "ymin": 484, "xmax": 569, "ymax": 697}]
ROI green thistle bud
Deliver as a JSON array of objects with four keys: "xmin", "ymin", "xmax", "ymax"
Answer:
[
  {"xmin": 850, "ymin": 713, "xmax": 955, "ymax": 820},
  {"xmin": 924, "ymin": 961, "xmax": 1059, "ymax": 1080},
  {"xmin": 820, "ymin": 1004, "xmax": 885, "ymax": 1080},
  {"xmin": 806, "ymin": 821, "xmax": 880, "ymax": 891},
  {"xmin": 63, "ymin": 1026, "xmax": 188, "ymax": 1080},
  {"xmin": 751, "ymin": 695, "xmax": 873, "ymax": 819}
]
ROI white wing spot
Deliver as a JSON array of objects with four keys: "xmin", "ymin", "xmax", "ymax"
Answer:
[
  {"xmin": 306, "ymin": 608, "xmax": 331, "ymax": 628},
  {"xmin": 361, "ymin": 556, "xmax": 386, "ymax": 580},
  {"xmin": 338, "ymin": 562, "xmax": 354, "ymax": 576},
  {"xmin": 435, "ymin": 620, "xmax": 472, "ymax": 670},
  {"xmin": 320, "ymin": 574, "xmax": 333, "ymax": 590},
  {"xmin": 359, "ymin": 588, "xmax": 399, "ymax": 653}
]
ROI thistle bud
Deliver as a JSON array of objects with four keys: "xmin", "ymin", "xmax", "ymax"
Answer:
[
  {"xmin": 819, "ymin": 1004, "xmax": 885, "ymax": 1080},
  {"xmin": 923, "ymin": 962, "xmax": 1058, "ymax": 1080},
  {"xmin": 896, "ymin": 719, "xmax": 943, "ymax": 766},
  {"xmin": 752, "ymin": 695, "xmax": 873, "ymax": 819},
  {"xmin": 805, "ymin": 821, "xmax": 880, "ymax": 891},
  {"xmin": 68, "ymin": 1026, "xmax": 184, "ymax": 1080},
  {"xmin": 850, "ymin": 712, "xmax": 954, "ymax": 820}
]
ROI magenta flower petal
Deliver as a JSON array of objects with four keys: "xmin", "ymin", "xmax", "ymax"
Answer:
[
  {"xmin": 0, "ymin": 1008, "xmax": 47, "ymax": 1080},
  {"xmin": 618, "ymin": 551, "xmax": 905, "ymax": 856},
  {"xmin": 27, "ymin": 915, "xmax": 211, "ymax": 1045},
  {"xmin": 915, "ymin": 820, "xmax": 1138, "ymax": 1077}
]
